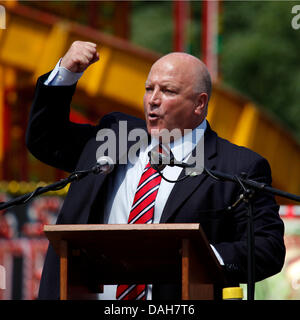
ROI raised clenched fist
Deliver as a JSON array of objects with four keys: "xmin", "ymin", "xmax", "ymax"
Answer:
[{"xmin": 60, "ymin": 41, "xmax": 100, "ymax": 73}]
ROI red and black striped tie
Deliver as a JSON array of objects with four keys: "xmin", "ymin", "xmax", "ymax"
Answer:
[{"xmin": 116, "ymin": 161, "xmax": 162, "ymax": 300}]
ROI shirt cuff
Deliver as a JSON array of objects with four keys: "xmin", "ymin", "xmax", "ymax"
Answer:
[
  {"xmin": 210, "ymin": 244, "xmax": 225, "ymax": 266},
  {"xmin": 44, "ymin": 58, "xmax": 83, "ymax": 86}
]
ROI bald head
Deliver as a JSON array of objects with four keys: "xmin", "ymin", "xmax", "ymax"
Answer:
[
  {"xmin": 144, "ymin": 52, "xmax": 212, "ymax": 135},
  {"xmin": 151, "ymin": 52, "xmax": 212, "ymax": 105}
]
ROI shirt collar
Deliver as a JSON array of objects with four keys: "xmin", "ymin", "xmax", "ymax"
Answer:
[{"xmin": 148, "ymin": 119, "xmax": 207, "ymax": 162}]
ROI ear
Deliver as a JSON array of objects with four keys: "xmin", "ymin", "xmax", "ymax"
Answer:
[{"xmin": 194, "ymin": 92, "xmax": 208, "ymax": 116}]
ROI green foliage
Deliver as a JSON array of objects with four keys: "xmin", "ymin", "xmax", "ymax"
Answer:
[
  {"xmin": 131, "ymin": 1, "xmax": 300, "ymax": 141},
  {"xmin": 131, "ymin": 1, "xmax": 173, "ymax": 54},
  {"xmin": 221, "ymin": 1, "xmax": 300, "ymax": 140}
]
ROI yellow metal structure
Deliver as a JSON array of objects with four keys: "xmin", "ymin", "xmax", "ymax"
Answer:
[{"xmin": 0, "ymin": 3, "xmax": 299, "ymax": 201}]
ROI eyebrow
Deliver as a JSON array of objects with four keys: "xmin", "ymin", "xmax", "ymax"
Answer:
[{"xmin": 145, "ymin": 81, "xmax": 179, "ymax": 89}]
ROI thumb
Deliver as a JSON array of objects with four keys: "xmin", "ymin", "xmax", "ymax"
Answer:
[{"xmin": 90, "ymin": 51, "xmax": 100, "ymax": 65}]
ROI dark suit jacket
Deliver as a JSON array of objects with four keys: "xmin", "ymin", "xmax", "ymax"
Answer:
[{"xmin": 26, "ymin": 73, "xmax": 285, "ymax": 300}]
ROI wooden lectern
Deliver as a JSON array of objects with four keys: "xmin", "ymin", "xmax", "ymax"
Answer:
[{"xmin": 44, "ymin": 223, "xmax": 225, "ymax": 300}]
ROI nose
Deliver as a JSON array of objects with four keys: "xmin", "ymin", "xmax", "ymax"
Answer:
[{"xmin": 149, "ymin": 88, "xmax": 161, "ymax": 107}]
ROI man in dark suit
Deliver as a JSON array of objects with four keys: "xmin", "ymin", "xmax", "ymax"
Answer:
[{"xmin": 26, "ymin": 41, "xmax": 285, "ymax": 300}]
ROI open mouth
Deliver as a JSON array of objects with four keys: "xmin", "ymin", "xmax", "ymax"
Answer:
[{"xmin": 148, "ymin": 113, "xmax": 160, "ymax": 121}]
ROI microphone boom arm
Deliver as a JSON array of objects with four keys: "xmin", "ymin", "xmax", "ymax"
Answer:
[
  {"xmin": 0, "ymin": 160, "xmax": 114, "ymax": 211},
  {"xmin": 148, "ymin": 150, "xmax": 300, "ymax": 301},
  {"xmin": 204, "ymin": 167, "xmax": 300, "ymax": 203}
]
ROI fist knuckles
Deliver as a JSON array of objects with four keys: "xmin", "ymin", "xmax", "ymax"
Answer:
[{"xmin": 61, "ymin": 41, "xmax": 99, "ymax": 73}]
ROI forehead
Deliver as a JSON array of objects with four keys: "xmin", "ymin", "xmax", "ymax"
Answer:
[{"xmin": 146, "ymin": 58, "xmax": 194, "ymax": 86}]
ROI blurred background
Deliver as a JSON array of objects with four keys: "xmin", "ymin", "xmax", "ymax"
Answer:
[{"xmin": 0, "ymin": 0, "xmax": 299, "ymax": 300}]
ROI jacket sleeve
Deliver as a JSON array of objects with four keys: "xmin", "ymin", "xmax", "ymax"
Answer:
[
  {"xmin": 213, "ymin": 156, "xmax": 286, "ymax": 283},
  {"xmin": 26, "ymin": 73, "xmax": 98, "ymax": 172}
]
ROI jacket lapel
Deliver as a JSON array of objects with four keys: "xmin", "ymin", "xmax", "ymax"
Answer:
[
  {"xmin": 160, "ymin": 123, "xmax": 218, "ymax": 223},
  {"xmin": 86, "ymin": 117, "xmax": 149, "ymax": 222}
]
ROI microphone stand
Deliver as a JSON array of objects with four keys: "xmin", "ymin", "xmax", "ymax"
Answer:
[
  {"xmin": 203, "ymin": 167, "xmax": 300, "ymax": 300},
  {"xmin": 0, "ymin": 165, "xmax": 103, "ymax": 211},
  {"xmin": 151, "ymin": 153, "xmax": 300, "ymax": 300}
]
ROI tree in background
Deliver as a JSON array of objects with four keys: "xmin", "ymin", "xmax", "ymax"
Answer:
[
  {"xmin": 131, "ymin": 1, "xmax": 300, "ymax": 141},
  {"xmin": 221, "ymin": 1, "xmax": 300, "ymax": 141}
]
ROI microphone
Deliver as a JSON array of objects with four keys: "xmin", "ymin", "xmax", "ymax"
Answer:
[
  {"xmin": 148, "ymin": 147, "xmax": 205, "ymax": 183},
  {"xmin": 169, "ymin": 155, "xmax": 194, "ymax": 168},
  {"xmin": 148, "ymin": 149, "xmax": 194, "ymax": 170},
  {"xmin": 0, "ymin": 156, "xmax": 115, "ymax": 211},
  {"xmin": 148, "ymin": 150, "xmax": 169, "ymax": 171},
  {"xmin": 92, "ymin": 156, "xmax": 114, "ymax": 174}
]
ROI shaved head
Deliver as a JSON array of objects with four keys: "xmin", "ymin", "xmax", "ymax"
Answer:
[
  {"xmin": 151, "ymin": 52, "xmax": 212, "ymax": 105},
  {"xmin": 144, "ymin": 52, "xmax": 212, "ymax": 134}
]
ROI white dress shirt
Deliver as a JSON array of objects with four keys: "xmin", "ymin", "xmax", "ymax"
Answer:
[{"xmin": 44, "ymin": 60, "xmax": 224, "ymax": 300}]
